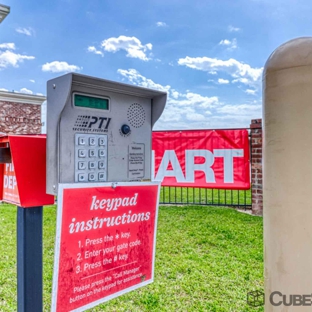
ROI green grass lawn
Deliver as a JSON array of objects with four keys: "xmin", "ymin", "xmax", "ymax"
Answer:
[{"xmin": 0, "ymin": 203, "xmax": 263, "ymax": 312}]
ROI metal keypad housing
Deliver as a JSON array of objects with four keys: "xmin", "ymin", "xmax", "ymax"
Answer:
[
  {"xmin": 75, "ymin": 133, "xmax": 107, "ymax": 182},
  {"xmin": 46, "ymin": 73, "xmax": 167, "ymax": 195}
]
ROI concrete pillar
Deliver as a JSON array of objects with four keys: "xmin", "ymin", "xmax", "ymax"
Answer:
[{"xmin": 263, "ymin": 37, "xmax": 312, "ymax": 311}]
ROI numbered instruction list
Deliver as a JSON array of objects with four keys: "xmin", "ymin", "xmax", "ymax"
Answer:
[{"xmin": 52, "ymin": 183, "xmax": 160, "ymax": 312}]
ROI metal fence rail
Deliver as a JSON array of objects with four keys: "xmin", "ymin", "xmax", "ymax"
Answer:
[{"xmin": 159, "ymin": 186, "xmax": 251, "ymax": 209}]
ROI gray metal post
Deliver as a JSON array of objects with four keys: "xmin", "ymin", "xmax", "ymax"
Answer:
[{"xmin": 17, "ymin": 206, "xmax": 43, "ymax": 312}]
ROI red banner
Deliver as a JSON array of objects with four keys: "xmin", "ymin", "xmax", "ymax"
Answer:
[
  {"xmin": 152, "ymin": 129, "xmax": 250, "ymax": 190},
  {"xmin": 52, "ymin": 182, "xmax": 160, "ymax": 312}
]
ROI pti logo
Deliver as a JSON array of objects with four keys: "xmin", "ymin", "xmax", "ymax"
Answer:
[
  {"xmin": 247, "ymin": 290, "xmax": 265, "ymax": 307},
  {"xmin": 73, "ymin": 115, "xmax": 111, "ymax": 132}
]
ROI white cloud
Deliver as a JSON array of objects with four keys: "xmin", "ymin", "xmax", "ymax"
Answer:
[
  {"xmin": 101, "ymin": 36, "xmax": 152, "ymax": 61},
  {"xmin": 118, "ymin": 68, "xmax": 219, "ymax": 108},
  {"xmin": 228, "ymin": 25, "xmax": 240, "ymax": 32},
  {"xmin": 219, "ymin": 39, "xmax": 231, "ymax": 46},
  {"xmin": 19, "ymin": 88, "xmax": 33, "ymax": 94},
  {"xmin": 178, "ymin": 56, "xmax": 263, "ymax": 91},
  {"xmin": 232, "ymin": 77, "xmax": 250, "ymax": 84},
  {"xmin": 42, "ymin": 61, "xmax": 81, "ymax": 73},
  {"xmin": 186, "ymin": 112, "xmax": 206, "ymax": 121},
  {"xmin": 219, "ymin": 38, "xmax": 237, "ymax": 50},
  {"xmin": 117, "ymin": 68, "xmax": 262, "ymax": 130},
  {"xmin": 87, "ymin": 46, "xmax": 104, "ymax": 57},
  {"xmin": 199, "ymin": 115, "xmax": 252, "ymax": 129},
  {"xmin": 117, "ymin": 68, "xmax": 223, "ymax": 129},
  {"xmin": 171, "ymin": 92, "xmax": 219, "ymax": 108},
  {"xmin": 161, "ymin": 106, "xmax": 198, "ymax": 123},
  {"xmin": 156, "ymin": 22, "xmax": 167, "ymax": 27},
  {"xmin": 0, "ymin": 43, "xmax": 35, "ymax": 69},
  {"xmin": 30, "ymin": 79, "xmax": 35, "ymax": 83},
  {"xmin": 118, "ymin": 68, "xmax": 170, "ymax": 92},
  {"xmin": 171, "ymin": 90, "xmax": 180, "ymax": 99},
  {"xmin": 245, "ymin": 89, "xmax": 256, "ymax": 95},
  {"xmin": 16, "ymin": 27, "xmax": 34, "ymax": 36},
  {"xmin": 195, "ymin": 101, "xmax": 262, "ymax": 129},
  {"xmin": 218, "ymin": 78, "xmax": 229, "ymax": 84},
  {"xmin": 36, "ymin": 93, "xmax": 44, "ymax": 96},
  {"xmin": 216, "ymin": 103, "xmax": 261, "ymax": 116},
  {"xmin": 0, "ymin": 88, "xmax": 8, "ymax": 91},
  {"xmin": 0, "ymin": 43, "xmax": 15, "ymax": 50}
]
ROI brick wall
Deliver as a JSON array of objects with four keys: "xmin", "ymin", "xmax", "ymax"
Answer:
[
  {"xmin": 0, "ymin": 101, "xmax": 41, "ymax": 134},
  {"xmin": 250, "ymin": 119, "xmax": 263, "ymax": 215}
]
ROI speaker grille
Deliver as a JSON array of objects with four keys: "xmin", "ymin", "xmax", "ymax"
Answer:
[{"xmin": 127, "ymin": 103, "xmax": 146, "ymax": 128}]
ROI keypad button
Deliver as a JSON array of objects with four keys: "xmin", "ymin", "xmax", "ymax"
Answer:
[
  {"xmin": 89, "ymin": 149, "xmax": 96, "ymax": 157},
  {"xmin": 89, "ymin": 161, "xmax": 96, "ymax": 169},
  {"xmin": 88, "ymin": 173, "xmax": 96, "ymax": 181},
  {"xmin": 75, "ymin": 134, "xmax": 108, "ymax": 183},
  {"xmin": 78, "ymin": 149, "xmax": 87, "ymax": 158},
  {"xmin": 89, "ymin": 137, "xmax": 96, "ymax": 146},
  {"xmin": 99, "ymin": 137, "xmax": 106, "ymax": 146},
  {"xmin": 98, "ymin": 172, "xmax": 106, "ymax": 181},
  {"xmin": 99, "ymin": 149, "xmax": 106, "ymax": 157},
  {"xmin": 78, "ymin": 173, "xmax": 87, "ymax": 182},
  {"xmin": 78, "ymin": 137, "xmax": 86, "ymax": 145},
  {"xmin": 98, "ymin": 161, "xmax": 106, "ymax": 169},
  {"xmin": 78, "ymin": 161, "xmax": 86, "ymax": 170}
]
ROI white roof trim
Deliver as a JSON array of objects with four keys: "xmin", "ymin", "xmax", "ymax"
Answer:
[{"xmin": 0, "ymin": 91, "xmax": 46, "ymax": 105}]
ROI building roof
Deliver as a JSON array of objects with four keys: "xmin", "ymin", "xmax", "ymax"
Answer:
[{"xmin": 0, "ymin": 90, "xmax": 46, "ymax": 105}]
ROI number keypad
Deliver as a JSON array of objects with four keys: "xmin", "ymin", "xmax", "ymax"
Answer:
[{"xmin": 75, "ymin": 134, "xmax": 107, "ymax": 182}]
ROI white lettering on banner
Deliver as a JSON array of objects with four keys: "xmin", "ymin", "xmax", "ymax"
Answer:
[
  {"xmin": 5, "ymin": 163, "xmax": 14, "ymax": 172},
  {"xmin": 213, "ymin": 149, "xmax": 244, "ymax": 183},
  {"xmin": 4, "ymin": 163, "xmax": 17, "ymax": 190},
  {"xmin": 155, "ymin": 150, "xmax": 185, "ymax": 182},
  {"xmin": 4, "ymin": 175, "xmax": 17, "ymax": 190},
  {"xmin": 185, "ymin": 150, "xmax": 215, "ymax": 183},
  {"xmin": 153, "ymin": 149, "xmax": 244, "ymax": 183}
]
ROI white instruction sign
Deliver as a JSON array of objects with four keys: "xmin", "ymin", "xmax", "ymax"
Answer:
[{"xmin": 128, "ymin": 144, "xmax": 144, "ymax": 179}]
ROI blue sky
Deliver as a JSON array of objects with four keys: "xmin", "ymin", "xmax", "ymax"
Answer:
[{"xmin": 1, "ymin": 0, "xmax": 312, "ymax": 130}]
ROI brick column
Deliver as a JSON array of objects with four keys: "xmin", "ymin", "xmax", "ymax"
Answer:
[{"xmin": 250, "ymin": 119, "xmax": 263, "ymax": 216}]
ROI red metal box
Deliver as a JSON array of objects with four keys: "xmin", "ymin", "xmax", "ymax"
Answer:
[{"xmin": 0, "ymin": 135, "xmax": 54, "ymax": 207}]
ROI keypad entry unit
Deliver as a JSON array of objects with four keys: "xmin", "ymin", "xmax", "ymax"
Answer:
[
  {"xmin": 46, "ymin": 73, "xmax": 167, "ymax": 195},
  {"xmin": 74, "ymin": 133, "xmax": 108, "ymax": 183}
]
